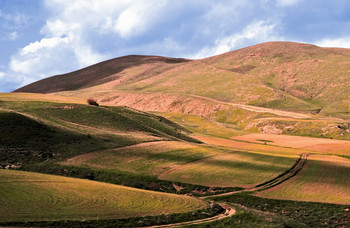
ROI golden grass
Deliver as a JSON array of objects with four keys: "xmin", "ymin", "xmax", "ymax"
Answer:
[
  {"xmin": 257, "ymin": 154, "xmax": 350, "ymax": 204},
  {"xmin": 62, "ymin": 141, "xmax": 200, "ymax": 175},
  {"xmin": 0, "ymin": 169, "xmax": 207, "ymax": 222},
  {"xmin": 194, "ymin": 135, "xmax": 304, "ymax": 157},
  {"xmin": 160, "ymin": 149, "xmax": 297, "ymax": 188},
  {"xmin": 63, "ymin": 139, "xmax": 299, "ymax": 188},
  {"xmin": 0, "ymin": 93, "xmax": 86, "ymax": 104},
  {"xmin": 231, "ymin": 133, "xmax": 350, "ymax": 156},
  {"xmin": 160, "ymin": 112, "xmax": 242, "ymax": 138}
]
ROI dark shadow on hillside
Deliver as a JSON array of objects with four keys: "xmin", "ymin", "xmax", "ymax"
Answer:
[{"xmin": 13, "ymin": 55, "xmax": 191, "ymax": 94}]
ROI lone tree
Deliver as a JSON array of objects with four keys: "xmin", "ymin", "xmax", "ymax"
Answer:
[{"xmin": 87, "ymin": 98, "xmax": 99, "ymax": 107}]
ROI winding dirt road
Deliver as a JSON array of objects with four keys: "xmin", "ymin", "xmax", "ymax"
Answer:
[{"xmin": 144, "ymin": 203, "xmax": 236, "ymax": 228}]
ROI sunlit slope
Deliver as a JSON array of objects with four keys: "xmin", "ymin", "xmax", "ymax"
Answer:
[
  {"xmin": 0, "ymin": 169, "xmax": 207, "ymax": 222},
  {"xmin": 15, "ymin": 41, "xmax": 350, "ymax": 116},
  {"xmin": 0, "ymin": 92, "xmax": 86, "ymax": 103},
  {"xmin": 257, "ymin": 155, "xmax": 350, "ymax": 204}
]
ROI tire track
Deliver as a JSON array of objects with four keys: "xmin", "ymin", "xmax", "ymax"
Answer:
[
  {"xmin": 142, "ymin": 203, "xmax": 236, "ymax": 228},
  {"xmin": 202, "ymin": 153, "xmax": 308, "ymax": 199}
]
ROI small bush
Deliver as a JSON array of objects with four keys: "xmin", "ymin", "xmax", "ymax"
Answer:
[{"xmin": 87, "ymin": 98, "xmax": 99, "ymax": 106}]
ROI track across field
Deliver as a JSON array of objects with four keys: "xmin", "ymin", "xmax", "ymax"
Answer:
[{"xmin": 257, "ymin": 154, "xmax": 350, "ymax": 204}]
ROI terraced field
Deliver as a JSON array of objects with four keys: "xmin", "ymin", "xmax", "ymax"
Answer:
[
  {"xmin": 257, "ymin": 154, "xmax": 350, "ymax": 204},
  {"xmin": 0, "ymin": 169, "xmax": 207, "ymax": 222}
]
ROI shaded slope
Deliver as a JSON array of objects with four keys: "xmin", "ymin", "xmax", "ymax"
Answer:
[
  {"xmin": 0, "ymin": 93, "xmax": 199, "ymax": 168},
  {"xmin": 14, "ymin": 55, "xmax": 190, "ymax": 93}
]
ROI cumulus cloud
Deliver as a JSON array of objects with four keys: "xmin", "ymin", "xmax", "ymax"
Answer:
[
  {"xmin": 316, "ymin": 38, "xmax": 350, "ymax": 49},
  {"xmin": 189, "ymin": 20, "xmax": 282, "ymax": 59},
  {"xmin": 6, "ymin": 0, "xmax": 169, "ymax": 90}
]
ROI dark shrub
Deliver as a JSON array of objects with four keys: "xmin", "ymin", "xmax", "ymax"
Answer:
[{"xmin": 87, "ymin": 98, "xmax": 99, "ymax": 106}]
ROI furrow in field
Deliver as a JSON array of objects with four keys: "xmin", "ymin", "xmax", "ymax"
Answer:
[{"xmin": 0, "ymin": 169, "xmax": 207, "ymax": 222}]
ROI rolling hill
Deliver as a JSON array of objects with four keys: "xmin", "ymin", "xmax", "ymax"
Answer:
[
  {"xmin": 0, "ymin": 169, "xmax": 207, "ymax": 223},
  {"xmin": 14, "ymin": 41, "xmax": 350, "ymax": 140},
  {"xmin": 5, "ymin": 42, "xmax": 350, "ymax": 226},
  {"xmin": 15, "ymin": 41, "xmax": 350, "ymax": 117}
]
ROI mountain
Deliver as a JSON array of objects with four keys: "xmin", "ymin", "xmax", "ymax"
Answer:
[
  {"xmin": 14, "ymin": 41, "xmax": 350, "ymax": 139},
  {"xmin": 15, "ymin": 41, "xmax": 350, "ymax": 117}
]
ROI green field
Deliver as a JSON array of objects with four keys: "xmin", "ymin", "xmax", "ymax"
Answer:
[
  {"xmin": 161, "ymin": 149, "xmax": 297, "ymax": 187},
  {"xmin": 63, "ymin": 141, "xmax": 219, "ymax": 176},
  {"xmin": 257, "ymin": 154, "xmax": 350, "ymax": 204},
  {"xmin": 160, "ymin": 112, "xmax": 243, "ymax": 138},
  {"xmin": 0, "ymin": 169, "xmax": 207, "ymax": 222},
  {"xmin": 63, "ymin": 140, "xmax": 298, "ymax": 188}
]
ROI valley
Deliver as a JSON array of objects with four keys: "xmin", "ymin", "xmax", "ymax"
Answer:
[{"xmin": 2, "ymin": 42, "xmax": 350, "ymax": 227}]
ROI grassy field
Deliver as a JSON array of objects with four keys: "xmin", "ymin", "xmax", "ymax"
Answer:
[
  {"xmin": 0, "ymin": 92, "xmax": 86, "ymax": 104},
  {"xmin": 62, "ymin": 139, "xmax": 299, "ymax": 188},
  {"xmin": 0, "ymin": 93, "xmax": 200, "ymax": 168},
  {"xmin": 257, "ymin": 154, "xmax": 350, "ymax": 204},
  {"xmin": 161, "ymin": 149, "xmax": 297, "ymax": 187},
  {"xmin": 231, "ymin": 133, "xmax": 350, "ymax": 156},
  {"xmin": 160, "ymin": 112, "xmax": 243, "ymax": 138},
  {"xmin": 0, "ymin": 169, "xmax": 207, "ymax": 222},
  {"xmin": 210, "ymin": 193, "xmax": 350, "ymax": 227},
  {"xmin": 62, "ymin": 141, "xmax": 219, "ymax": 176}
]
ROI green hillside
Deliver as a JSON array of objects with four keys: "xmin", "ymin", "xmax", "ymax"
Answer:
[{"xmin": 0, "ymin": 93, "xmax": 199, "ymax": 169}]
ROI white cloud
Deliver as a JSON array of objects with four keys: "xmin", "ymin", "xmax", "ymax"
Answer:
[
  {"xmin": 114, "ymin": 2, "xmax": 164, "ymax": 38},
  {"xmin": 316, "ymin": 38, "xmax": 350, "ymax": 49},
  {"xmin": 0, "ymin": 72, "xmax": 5, "ymax": 79},
  {"xmin": 5, "ymin": 0, "xmax": 169, "ymax": 90},
  {"xmin": 189, "ymin": 20, "xmax": 282, "ymax": 59},
  {"xmin": 21, "ymin": 37, "xmax": 69, "ymax": 55}
]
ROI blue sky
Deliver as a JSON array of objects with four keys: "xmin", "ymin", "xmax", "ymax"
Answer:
[{"xmin": 1, "ymin": 0, "xmax": 350, "ymax": 92}]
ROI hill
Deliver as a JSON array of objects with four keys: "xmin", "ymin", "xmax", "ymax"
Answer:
[
  {"xmin": 0, "ymin": 93, "xmax": 199, "ymax": 169},
  {"xmin": 0, "ymin": 169, "xmax": 206, "ymax": 223},
  {"xmin": 15, "ymin": 41, "xmax": 350, "ymax": 117},
  {"xmin": 14, "ymin": 41, "xmax": 350, "ymax": 140}
]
